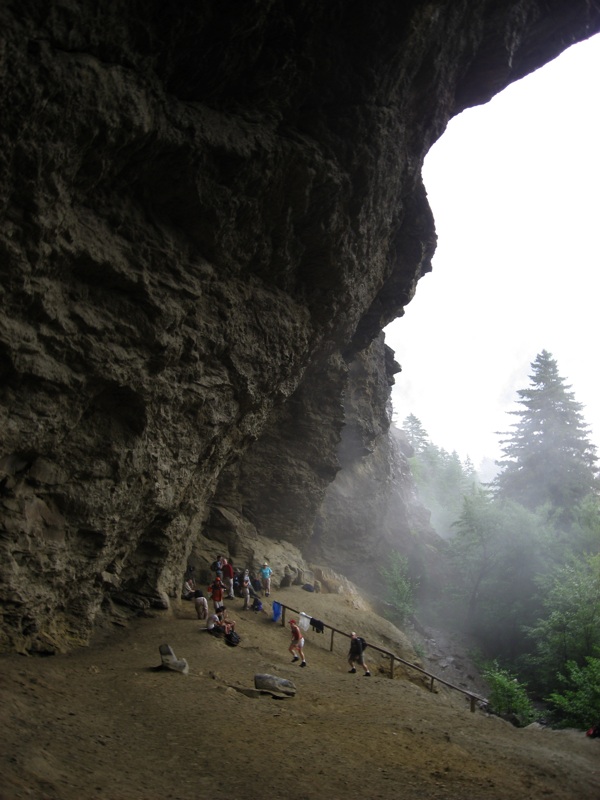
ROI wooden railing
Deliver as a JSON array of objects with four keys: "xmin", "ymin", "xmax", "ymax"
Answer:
[{"xmin": 276, "ymin": 601, "xmax": 486, "ymax": 713}]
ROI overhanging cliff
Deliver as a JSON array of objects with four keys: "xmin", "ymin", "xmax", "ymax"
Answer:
[{"xmin": 1, "ymin": 1, "xmax": 599, "ymax": 652}]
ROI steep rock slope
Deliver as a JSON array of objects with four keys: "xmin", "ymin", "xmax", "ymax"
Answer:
[{"xmin": 1, "ymin": 1, "xmax": 599, "ymax": 652}]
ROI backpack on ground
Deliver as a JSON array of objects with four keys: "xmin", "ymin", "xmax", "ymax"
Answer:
[
  {"xmin": 225, "ymin": 630, "xmax": 240, "ymax": 647},
  {"xmin": 252, "ymin": 598, "xmax": 263, "ymax": 612}
]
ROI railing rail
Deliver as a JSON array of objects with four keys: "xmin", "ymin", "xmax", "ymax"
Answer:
[{"xmin": 276, "ymin": 601, "xmax": 486, "ymax": 713}]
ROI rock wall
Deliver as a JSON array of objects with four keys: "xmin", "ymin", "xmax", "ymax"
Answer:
[{"xmin": 1, "ymin": 1, "xmax": 599, "ymax": 652}]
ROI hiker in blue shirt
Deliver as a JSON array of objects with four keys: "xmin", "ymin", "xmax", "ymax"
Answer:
[{"xmin": 260, "ymin": 562, "xmax": 273, "ymax": 596}]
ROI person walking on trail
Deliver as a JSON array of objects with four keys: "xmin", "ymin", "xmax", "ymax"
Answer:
[
  {"xmin": 348, "ymin": 631, "xmax": 370, "ymax": 676},
  {"xmin": 260, "ymin": 562, "xmax": 273, "ymax": 596},
  {"xmin": 288, "ymin": 619, "xmax": 307, "ymax": 667}
]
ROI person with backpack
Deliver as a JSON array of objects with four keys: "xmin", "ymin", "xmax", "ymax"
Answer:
[
  {"xmin": 288, "ymin": 619, "xmax": 307, "ymax": 667},
  {"xmin": 210, "ymin": 555, "xmax": 224, "ymax": 577},
  {"xmin": 348, "ymin": 631, "xmax": 370, "ymax": 676}
]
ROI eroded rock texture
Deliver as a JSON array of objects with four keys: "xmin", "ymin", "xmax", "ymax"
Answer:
[{"xmin": 1, "ymin": 1, "xmax": 599, "ymax": 652}]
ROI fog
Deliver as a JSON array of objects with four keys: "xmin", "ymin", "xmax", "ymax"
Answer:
[{"xmin": 385, "ymin": 33, "xmax": 600, "ymax": 470}]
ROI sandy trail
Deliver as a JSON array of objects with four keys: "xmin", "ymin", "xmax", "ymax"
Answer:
[{"xmin": 1, "ymin": 586, "xmax": 598, "ymax": 800}]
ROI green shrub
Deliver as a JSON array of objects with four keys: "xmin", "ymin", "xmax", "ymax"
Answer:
[
  {"xmin": 379, "ymin": 552, "xmax": 417, "ymax": 626},
  {"xmin": 546, "ymin": 657, "xmax": 600, "ymax": 729},
  {"xmin": 483, "ymin": 662, "xmax": 536, "ymax": 727}
]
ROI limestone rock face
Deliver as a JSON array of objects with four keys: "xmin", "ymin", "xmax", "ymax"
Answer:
[
  {"xmin": 309, "ymin": 336, "xmax": 446, "ymax": 595},
  {"xmin": 1, "ymin": 1, "xmax": 599, "ymax": 652}
]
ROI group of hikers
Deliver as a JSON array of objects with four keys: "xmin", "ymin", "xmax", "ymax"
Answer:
[
  {"xmin": 184, "ymin": 557, "xmax": 272, "ymax": 610},
  {"xmin": 182, "ymin": 556, "xmax": 371, "ymax": 674},
  {"xmin": 285, "ymin": 619, "xmax": 370, "ymax": 674},
  {"xmin": 182, "ymin": 557, "xmax": 272, "ymax": 641}
]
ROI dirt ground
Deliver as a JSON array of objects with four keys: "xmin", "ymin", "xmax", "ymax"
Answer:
[{"xmin": 1, "ymin": 585, "xmax": 598, "ymax": 800}]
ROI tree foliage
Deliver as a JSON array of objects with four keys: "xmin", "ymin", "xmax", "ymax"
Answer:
[
  {"xmin": 402, "ymin": 413, "xmax": 430, "ymax": 455},
  {"xmin": 546, "ymin": 657, "xmax": 600, "ymax": 728},
  {"xmin": 399, "ymin": 363, "xmax": 600, "ymax": 721},
  {"xmin": 483, "ymin": 661, "xmax": 536, "ymax": 727},
  {"xmin": 401, "ymin": 415, "xmax": 478, "ymax": 537},
  {"xmin": 449, "ymin": 488, "xmax": 543, "ymax": 658},
  {"xmin": 523, "ymin": 554, "xmax": 600, "ymax": 691},
  {"xmin": 493, "ymin": 351, "xmax": 598, "ymax": 519},
  {"xmin": 379, "ymin": 551, "xmax": 417, "ymax": 625}
]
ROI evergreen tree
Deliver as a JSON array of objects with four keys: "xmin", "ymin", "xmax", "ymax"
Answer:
[
  {"xmin": 493, "ymin": 351, "xmax": 598, "ymax": 518},
  {"xmin": 449, "ymin": 488, "xmax": 543, "ymax": 659},
  {"xmin": 402, "ymin": 414, "xmax": 430, "ymax": 454},
  {"xmin": 401, "ymin": 415, "xmax": 481, "ymax": 538}
]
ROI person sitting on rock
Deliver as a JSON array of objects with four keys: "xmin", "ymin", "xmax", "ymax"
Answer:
[
  {"xmin": 182, "ymin": 565, "xmax": 196, "ymax": 599},
  {"xmin": 206, "ymin": 612, "xmax": 223, "ymax": 635},
  {"xmin": 207, "ymin": 608, "xmax": 235, "ymax": 636},
  {"xmin": 218, "ymin": 607, "xmax": 236, "ymax": 635}
]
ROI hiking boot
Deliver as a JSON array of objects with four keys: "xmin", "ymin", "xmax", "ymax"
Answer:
[
  {"xmin": 300, "ymin": 661, "xmax": 307, "ymax": 668},
  {"xmin": 291, "ymin": 656, "xmax": 299, "ymax": 662},
  {"xmin": 348, "ymin": 668, "xmax": 356, "ymax": 673},
  {"xmin": 364, "ymin": 671, "xmax": 371, "ymax": 677}
]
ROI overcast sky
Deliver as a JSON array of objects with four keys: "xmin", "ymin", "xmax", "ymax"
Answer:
[{"xmin": 385, "ymin": 32, "xmax": 600, "ymax": 471}]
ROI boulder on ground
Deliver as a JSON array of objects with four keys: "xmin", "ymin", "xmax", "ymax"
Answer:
[
  {"xmin": 157, "ymin": 644, "xmax": 189, "ymax": 675},
  {"xmin": 254, "ymin": 673, "xmax": 296, "ymax": 695}
]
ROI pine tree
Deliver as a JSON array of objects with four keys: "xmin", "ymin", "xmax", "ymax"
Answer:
[
  {"xmin": 401, "ymin": 414, "xmax": 430, "ymax": 454},
  {"xmin": 494, "ymin": 351, "xmax": 598, "ymax": 516},
  {"xmin": 401, "ymin": 414, "xmax": 480, "ymax": 537}
]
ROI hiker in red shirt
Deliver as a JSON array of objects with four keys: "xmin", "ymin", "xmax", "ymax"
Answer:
[
  {"xmin": 288, "ymin": 619, "xmax": 306, "ymax": 668},
  {"xmin": 208, "ymin": 576, "xmax": 225, "ymax": 611},
  {"xmin": 221, "ymin": 558, "xmax": 235, "ymax": 599}
]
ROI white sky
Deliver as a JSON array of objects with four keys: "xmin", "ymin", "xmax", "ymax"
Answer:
[{"xmin": 385, "ymin": 32, "xmax": 600, "ymax": 471}]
